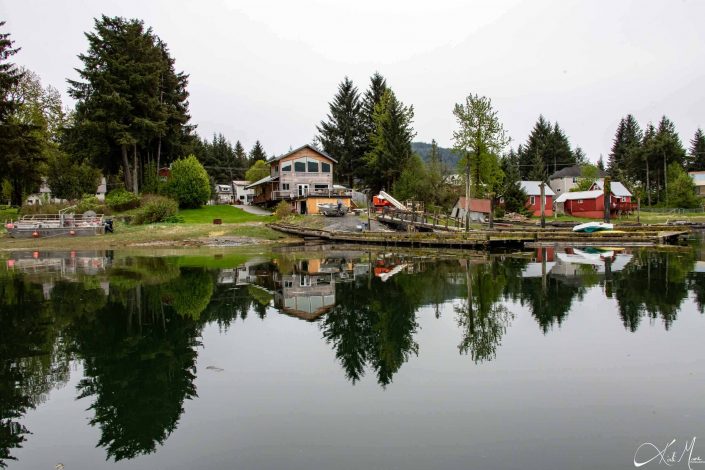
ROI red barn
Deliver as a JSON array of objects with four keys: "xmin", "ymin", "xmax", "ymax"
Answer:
[
  {"xmin": 555, "ymin": 190, "xmax": 605, "ymax": 218},
  {"xmin": 519, "ymin": 181, "xmax": 555, "ymax": 217}
]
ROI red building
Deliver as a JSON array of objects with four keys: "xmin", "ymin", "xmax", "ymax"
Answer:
[
  {"xmin": 555, "ymin": 180, "xmax": 636, "ymax": 218},
  {"xmin": 519, "ymin": 181, "xmax": 555, "ymax": 217}
]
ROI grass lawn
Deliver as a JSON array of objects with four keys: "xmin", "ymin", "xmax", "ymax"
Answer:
[
  {"xmin": 0, "ymin": 207, "xmax": 19, "ymax": 221},
  {"xmin": 178, "ymin": 205, "xmax": 273, "ymax": 224}
]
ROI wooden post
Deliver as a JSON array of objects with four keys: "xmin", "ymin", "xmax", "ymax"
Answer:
[
  {"xmin": 637, "ymin": 196, "xmax": 641, "ymax": 225},
  {"xmin": 540, "ymin": 182, "xmax": 546, "ymax": 229},
  {"xmin": 489, "ymin": 193, "xmax": 494, "ymax": 229}
]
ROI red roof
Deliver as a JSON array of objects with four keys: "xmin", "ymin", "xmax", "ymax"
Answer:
[{"xmin": 456, "ymin": 197, "xmax": 491, "ymax": 214}]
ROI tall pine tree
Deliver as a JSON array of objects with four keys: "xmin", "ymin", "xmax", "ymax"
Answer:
[
  {"xmin": 688, "ymin": 128, "xmax": 705, "ymax": 171},
  {"xmin": 608, "ymin": 114, "xmax": 642, "ymax": 182},
  {"xmin": 316, "ymin": 77, "xmax": 366, "ymax": 187},
  {"xmin": 248, "ymin": 140, "xmax": 266, "ymax": 165}
]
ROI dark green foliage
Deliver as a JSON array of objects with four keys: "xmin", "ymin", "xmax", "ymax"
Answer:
[
  {"xmin": 248, "ymin": 140, "xmax": 266, "ymax": 166},
  {"xmin": 244, "ymin": 159, "xmax": 269, "ymax": 182},
  {"xmin": 67, "ymin": 15, "xmax": 192, "ymax": 193},
  {"xmin": 608, "ymin": 114, "xmax": 642, "ymax": 181},
  {"xmin": 133, "ymin": 194, "xmax": 178, "ymax": 224},
  {"xmin": 411, "ymin": 141, "xmax": 458, "ymax": 169},
  {"xmin": 687, "ymin": 128, "xmax": 705, "ymax": 171},
  {"xmin": 76, "ymin": 195, "xmax": 107, "ymax": 213},
  {"xmin": 518, "ymin": 116, "xmax": 578, "ymax": 179},
  {"xmin": 361, "ymin": 72, "xmax": 388, "ymax": 153},
  {"xmin": 500, "ymin": 151, "xmax": 529, "ymax": 215},
  {"xmin": 166, "ymin": 155, "xmax": 210, "ymax": 208},
  {"xmin": 597, "ymin": 154, "xmax": 605, "ymax": 171},
  {"xmin": 0, "ymin": 21, "xmax": 22, "ymax": 121},
  {"xmin": 106, "ymin": 188, "xmax": 141, "ymax": 211},
  {"xmin": 316, "ymin": 77, "xmax": 366, "ymax": 187},
  {"xmin": 364, "ymin": 89, "xmax": 416, "ymax": 192},
  {"xmin": 274, "ymin": 200, "xmax": 292, "ymax": 219},
  {"xmin": 392, "ymin": 154, "xmax": 430, "ymax": 202},
  {"xmin": 46, "ymin": 150, "xmax": 101, "ymax": 200},
  {"xmin": 191, "ymin": 133, "xmax": 247, "ymax": 182}
]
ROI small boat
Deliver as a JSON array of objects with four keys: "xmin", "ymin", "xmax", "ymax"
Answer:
[
  {"xmin": 572, "ymin": 221, "xmax": 614, "ymax": 233},
  {"xmin": 5, "ymin": 208, "xmax": 108, "ymax": 238},
  {"xmin": 318, "ymin": 203, "xmax": 348, "ymax": 217}
]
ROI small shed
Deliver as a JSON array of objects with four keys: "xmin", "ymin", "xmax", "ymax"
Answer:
[
  {"xmin": 520, "ymin": 181, "xmax": 555, "ymax": 217},
  {"xmin": 554, "ymin": 190, "xmax": 604, "ymax": 218},
  {"xmin": 451, "ymin": 197, "xmax": 492, "ymax": 222}
]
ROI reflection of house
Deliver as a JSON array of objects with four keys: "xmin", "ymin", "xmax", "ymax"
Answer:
[
  {"xmin": 520, "ymin": 181, "xmax": 554, "ymax": 217},
  {"xmin": 245, "ymin": 144, "xmax": 351, "ymax": 215},
  {"xmin": 276, "ymin": 273, "xmax": 336, "ymax": 321}
]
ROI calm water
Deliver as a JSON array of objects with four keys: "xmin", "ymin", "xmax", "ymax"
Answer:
[{"xmin": 1, "ymin": 238, "xmax": 704, "ymax": 470}]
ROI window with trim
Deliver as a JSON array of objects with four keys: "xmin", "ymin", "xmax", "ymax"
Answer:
[
  {"xmin": 314, "ymin": 184, "xmax": 328, "ymax": 191},
  {"xmin": 294, "ymin": 160, "xmax": 306, "ymax": 172},
  {"xmin": 282, "ymin": 163, "xmax": 291, "ymax": 172},
  {"xmin": 578, "ymin": 199, "xmax": 583, "ymax": 203},
  {"xmin": 529, "ymin": 196, "xmax": 535, "ymax": 205},
  {"xmin": 307, "ymin": 160, "xmax": 319, "ymax": 172},
  {"xmin": 321, "ymin": 162, "xmax": 331, "ymax": 173},
  {"xmin": 282, "ymin": 183, "xmax": 290, "ymax": 191},
  {"xmin": 621, "ymin": 197, "xmax": 626, "ymax": 202}
]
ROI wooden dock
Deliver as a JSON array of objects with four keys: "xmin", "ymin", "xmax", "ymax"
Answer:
[{"xmin": 270, "ymin": 222, "xmax": 690, "ymax": 249}]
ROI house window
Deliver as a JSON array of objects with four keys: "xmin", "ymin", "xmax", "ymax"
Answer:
[
  {"xmin": 578, "ymin": 199, "xmax": 583, "ymax": 203},
  {"xmin": 572, "ymin": 177, "xmax": 578, "ymax": 183},
  {"xmin": 621, "ymin": 197, "xmax": 626, "ymax": 202},
  {"xmin": 321, "ymin": 162, "xmax": 331, "ymax": 173},
  {"xmin": 314, "ymin": 184, "xmax": 328, "ymax": 191},
  {"xmin": 529, "ymin": 196, "xmax": 535, "ymax": 205},
  {"xmin": 282, "ymin": 183, "xmax": 290, "ymax": 191},
  {"xmin": 294, "ymin": 160, "xmax": 306, "ymax": 172},
  {"xmin": 282, "ymin": 163, "xmax": 291, "ymax": 172},
  {"xmin": 307, "ymin": 160, "xmax": 319, "ymax": 172}
]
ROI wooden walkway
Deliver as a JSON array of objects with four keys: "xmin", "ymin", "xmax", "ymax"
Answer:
[{"xmin": 270, "ymin": 222, "xmax": 690, "ymax": 249}]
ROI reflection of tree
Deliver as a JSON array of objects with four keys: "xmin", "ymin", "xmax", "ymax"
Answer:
[
  {"xmin": 66, "ymin": 285, "xmax": 200, "ymax": 462},
  {"xmin": 690, "ymin": 273, "xmax": 705, "ymax": 314},
  {"xmin": 0, "ymin": 275, "xmax": 68, "ymax": 468},
  {"xmin": 456, "ymin": 262, "xmax": 514, "ymax": 363},
  {"xmin": 613, "ymin": 251, "xmax": 694, "ymax": 331},
  {"xmin": 320, "ymin": 272, "xmax": 423, "ymax": 387},
  {"xmin": 161, "ymin": 268, "xmax": 214, "ymax": 320}
]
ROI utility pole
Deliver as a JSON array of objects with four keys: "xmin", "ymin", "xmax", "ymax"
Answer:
[
  {"xmin": 663, "ymin": 150, "xmax": 668, "ymax": 207},
  {"xmin": 540, "ymin": 182, "xmax": 546, "ymax": 228},
  {"xmin": 603, "ymin": 176, "xmax": 611, "ymax": 223}
]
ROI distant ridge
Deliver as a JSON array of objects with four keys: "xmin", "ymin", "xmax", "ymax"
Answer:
[{"xmin": 411, "ymin": 142, "xmax": 460, "ymax": 171}]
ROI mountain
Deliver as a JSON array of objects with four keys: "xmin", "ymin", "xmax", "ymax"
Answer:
[{"xmin": 411, "ymin": 142, "xmax": 460, "ymax": 173}]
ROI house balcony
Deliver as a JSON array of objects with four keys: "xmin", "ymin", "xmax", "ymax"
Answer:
[{"xmin": 253, "ymin": 188, "xmax": 352, "ymax": 205}]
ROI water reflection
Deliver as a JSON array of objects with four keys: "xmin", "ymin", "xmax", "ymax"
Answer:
[{"xmin": 0, "ymin": 242, "xmax": 702, "ymax": 466}]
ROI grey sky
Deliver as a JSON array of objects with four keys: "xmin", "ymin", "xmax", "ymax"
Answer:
[{"xmin": 2, "ymin": 0, "xmax": 703, "ymax": 162}]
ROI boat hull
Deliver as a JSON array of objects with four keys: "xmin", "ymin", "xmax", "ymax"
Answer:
[{"xmin": 8, "ymin": 226, "xmax": 105, "ymax": 238}]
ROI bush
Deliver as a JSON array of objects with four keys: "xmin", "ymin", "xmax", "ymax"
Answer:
[
  {"xmin": 19, "ymin": 203, "xmax": 70, "ymax": 216},
  {"xmin": 76, "ymin": 195, "xmax": 109, "ymax": 214},
  {"xmin": 167, "ymin": 155, "xmax": 211, "ymax": 208},
  {"xmin": 106, "ymin": 188, "xmax": 141, "ymax": 211},
  {"xmin": 132, "ymin": 195, "xmax": 178, "ymax": 224},
  {"xmin": 274, "ymin": 200, "xmax": 293, "ymax": 219}
]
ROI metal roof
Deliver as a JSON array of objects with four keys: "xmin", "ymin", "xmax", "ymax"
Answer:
[
  {"xmin": 245, "ymin": 175, "xmax": 278, "ymax": 189},
  {"xmin": 591, "ymin": 179, "xmax": 632, "ymax": 197},
  {"xmin": 520, "ymin": 181, "xmax": 556, "ymax": 196},
  {"xmin": 267, "ymin": 144, "xmax": 338, "ymax": 164},
  {"xmin": 554, "ymin": 190, "xmax": 603, "ymax": 203},
  {"xmin": 549, "ymin": 165, "xmax": 607, "ymax": 180}
]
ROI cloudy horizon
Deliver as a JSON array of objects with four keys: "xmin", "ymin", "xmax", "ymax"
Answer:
[{"xmin": 2, "ymin": 0, "xmax": 703, "ymax": 162}]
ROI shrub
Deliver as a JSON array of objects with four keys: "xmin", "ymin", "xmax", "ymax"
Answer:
[
  {"xmin": 132, "ymin": 195, "xmax": 178, "ymax": 224},
  {"xmin": 106, "ymin": 188, "xmax": 141, "ymax": 211},
  {"xmin": 167, "ymin": 155, "xmax": 211, "ymax": 208},
  {"xmin": 19, "ymin": 203, "xmax": 70, "ymax": 216},
  {"xmin": 76, "ymin": 195, "xmax": 110, "ymax": 214},
  {"xmin": 274, "ymin": 200, "xmax": 293, "ymax": 219}
]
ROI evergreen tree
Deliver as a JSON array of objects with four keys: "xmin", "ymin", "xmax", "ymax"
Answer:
[
  {"xmin": 666, "ymin": 163, "xmax": 700, "ymax": 208},
  {"xmin": 547, "ymin": 123, "xmax": 574, "ymax": 173},
  {"xmin": 364, "ymin": 89, "xmax": 415, "ymax": 192},
  {"xmin": 499, "ymin": 150, "xmax": 529, "ymax": 215},
  {"xmin": 518, "ymin": 116, "xmax": 577, "ymax": 179},
  {"xmin": 360, "ymin": 72, "xmax": 388, "ymax": 164},
  {"xmin": 316, "ymin": 77, "xmax": 366, "ymax": 187},
  {"xmin": 688, "ymin": 128, "xmax": 705, "ymax": 171},
  {"xmin": 517, "ymin": 116, "xmax": 551, "ymax": 179},
  {"xmin": 608, "ymin": 114, "xmax": 642, "ymax": 182},
  {"xmin": 233, "ymin": 140, "xmax": 247, "ymax": 176},
  {"xmin": 597, "ymin": 154, "xmax": 605, "ymax": 172},
  {"xmin": 67, "ymin": 15, "xmax": 191, "ymax": 193},
  {"xmin": 527, "ymin": 149, "xmax": 547, "ymax": 181},
  {"xmin": 653, "ymin": 116, "xmax": 686, "ymax": 204},
  {"xmin": 639, "ymin": 123, "xmax": 658, "ymax": 206},
  {"xmin": 248, "ymin": 140, "xmax": 266, "ymax": 165},
  {"xmin": 573, "ymin": 147, "xmax": 588, "ymax": 165},
  {"xmin": 0, "ymin": 25, "xmax": 46, "ymax": 205}
]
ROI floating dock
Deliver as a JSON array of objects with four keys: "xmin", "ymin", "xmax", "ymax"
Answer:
[{"xmin": 270, "ymin": 222, "xmax": 690, "ymax": 249}]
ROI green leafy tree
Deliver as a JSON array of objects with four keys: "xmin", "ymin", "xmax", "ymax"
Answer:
[
  {"xmin": 666, "ymin": 163, "xmax": 700, "ymax": 208},
  {"xmin": 46, "ymin": 149, "xmax": 101, "ymax": 200},
  {"xmin": 167, "ymin": 154, "xmax": 210, "ymax": 208},
  {"xmin": 392, "ymin": 154, "xmax": 430, "ymax": 202},
  {"xmin": 316, "ymin": 77, "xmax": 366, "ymax": 187},
  {"xmin": 245, "ymin": 159, "xmax": 270, "ymax": 182},
  {"xmin": 571, "ymin": 163, "xmax": 600, "ymax": 191},
  {"xmin": 688, "ymin": 128, "xmax": 705, "ymax": 171},
  {"xmin": 452, "ymin": 94, "xmax": 508, "ymax": 202},
  {"xmin": 364, "ymin": 89, "xmax": 416, "ymax": 192}
]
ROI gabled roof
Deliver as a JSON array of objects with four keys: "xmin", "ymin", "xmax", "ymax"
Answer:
[
  {"xmin": 267, "ymin": 144, "xmax": 338, "ymax": 164},
  {"xmin": 454, "ymin": 197, "xmax": 491, "ymax": 214},
  {"xmin": 549, "ymin": 165, "xmax": 606, "ymax": 180},
  {"xmin": 591, "ymin": 179, "xmax": 632, "ymax": 197},
  {"xmin": 520, "ymin": 181, "xmax": 556, "ymax": 196},
  {"xmin": 554, "ymin": 190, "xmax": 603, "ymax": 203},
  {"xmin": 245, "ymin": 175, "xmax": 278, "ymax": 189}
]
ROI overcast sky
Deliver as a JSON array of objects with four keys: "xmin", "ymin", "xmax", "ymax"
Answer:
[{"xmin": 2, "ymin": 0, "xmax": 704, "ymax": 162}]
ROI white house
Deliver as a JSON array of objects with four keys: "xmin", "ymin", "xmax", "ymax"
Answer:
[
  {"xmin": 233, "ymin": 180, "xmax": 254, "ymax": 205},
  {"xmin": 25, "ymin": 176, "xmax": 107, "ymax": 205}
]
